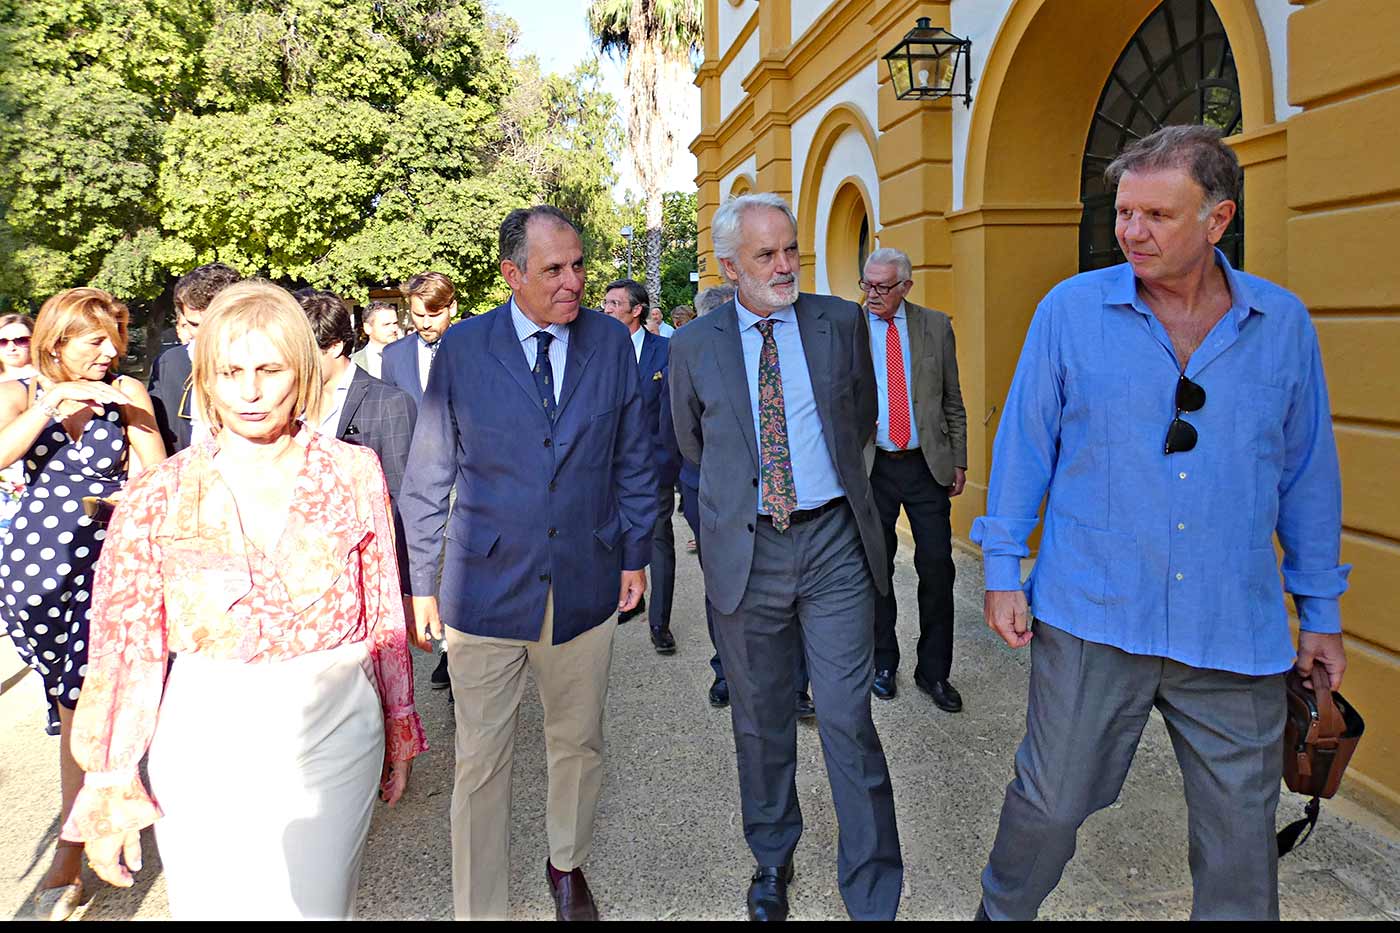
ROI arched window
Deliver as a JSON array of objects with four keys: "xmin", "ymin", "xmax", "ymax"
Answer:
[
  {"xmin": 826, "ymin": 181, "xmax": 873, "ymax": 302},
  {"xmin": 858, "ymin": 214, "xmax": 871, "ymax": 277},
  {"xmin": 1079, "ymin": 0, "xmax": 1244, "ymax": 272}
]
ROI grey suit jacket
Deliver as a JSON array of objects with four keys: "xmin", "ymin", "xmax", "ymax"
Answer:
[
  {"xmin": 859, "ymin": 301, "xmax": 968, "ymax": 486},
  {"xmin": 350, "ymin": 344, "xmax": 383, "ymax": 379},
  {"xmin": 669, "ymin": 292, "xmax": 889, "ymax": 615}
]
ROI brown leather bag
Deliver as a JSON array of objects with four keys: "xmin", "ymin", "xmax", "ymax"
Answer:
[{"xmin": 1276, "ymin": 668, "xmax": 1365, "ymax": 855}]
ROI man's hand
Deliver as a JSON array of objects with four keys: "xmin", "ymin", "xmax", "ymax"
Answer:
[
  {"xmin": 1296, "ymin": 630, "xmax": 1347, "ymax": 691},
  {"xmin": 949, "ymin": 467, "xmax": 967, "ymax": 498},
  {"xmin": 86, "ymin": 830, "xmax": 142, "ymax": 888},
  {"xmin": 985, "ymin": 589, "xmax": 1032, "ymax": 649},
  {"xmin": 411, "ymin": 595, "xmax": 443, "ymax": 650},
  {"xmin": 618, "ymin": 569, "xmax": 647, "ymax": 613}
]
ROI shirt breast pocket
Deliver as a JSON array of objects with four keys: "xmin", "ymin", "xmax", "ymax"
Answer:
[{"xmin": 1234, "ymin": 382, "xmax": 1288, "ymax": 465}]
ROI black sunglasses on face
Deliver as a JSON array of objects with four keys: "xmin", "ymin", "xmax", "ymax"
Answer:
[{"xmin": 1165, "ymin": 374, "xmax": 1206, "ymax": 454}]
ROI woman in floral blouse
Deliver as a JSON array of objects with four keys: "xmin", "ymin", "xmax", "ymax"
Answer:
[{"xmin": 62, "ymin": 281, "xmax": 428, "ymax": 919}]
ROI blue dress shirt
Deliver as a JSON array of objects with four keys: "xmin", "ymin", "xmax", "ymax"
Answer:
[
  {"xmin": 510, "ymin": 299, "xmax": 569, "ymax": 404},
  {"xmin": 868, "ymin": 304, "xmax": 921, "ymax": 451},
  {"xmin": 971, "ymin": 251, "xmax": 1349, "ymax": 676},
  {"xmin": 734, "ymin": 297, "xmax": 846, "ymax": 512}
]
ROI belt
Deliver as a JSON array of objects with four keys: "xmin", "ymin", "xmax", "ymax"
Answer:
[
  {"xmin": 757, "ymin": 497, "xmax": 847, "ymax": 527},
  {"xmin": 876, "ymin": 447, "xmax": 922, "ymax": 460}
]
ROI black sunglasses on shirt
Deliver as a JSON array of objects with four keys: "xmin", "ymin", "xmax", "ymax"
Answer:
[{"xmin": 1165, "ymin": 374, "xmax": 1206, "ymax": 455}]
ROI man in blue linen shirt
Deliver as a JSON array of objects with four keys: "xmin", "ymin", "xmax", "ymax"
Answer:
[{"xmin": 971, "ymin": 126, "xmax": 1349, "ymax": 921}]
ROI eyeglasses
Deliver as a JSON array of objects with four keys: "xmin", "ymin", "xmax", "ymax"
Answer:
[
  {"xmin": 0, "ymin": 336, "xmax": 30, "ymax": 349},
  {"xmin": 1164, "ymin": 374, "xmax": 1206, "ymax": 454},
  {"xmin": 858, "ymin": 280, "xmax": 905, "ymax": 296}
]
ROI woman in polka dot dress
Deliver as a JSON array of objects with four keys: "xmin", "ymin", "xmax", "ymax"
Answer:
[{"xmin": 0, "ymin": 288, "xmax": 164, "ymax": 920}]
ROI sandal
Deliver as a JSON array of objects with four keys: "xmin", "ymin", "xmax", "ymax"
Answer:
[{"xmin": 34, "ymin": 841, "xmax": 84, "ymax": 921}]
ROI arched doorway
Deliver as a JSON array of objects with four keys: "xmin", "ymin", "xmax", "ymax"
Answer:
[
  {"xmin": 826, "ymin": 180, "xmax": 874, "ymax": 302},
  {"xmin": 1079, "ymin": 0, "xmax": 1245, "ymax": 271}
]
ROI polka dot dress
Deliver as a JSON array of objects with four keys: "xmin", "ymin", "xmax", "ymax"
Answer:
[{"xmin": 1, "ymin": 399, "xmax": 126, "ymax": 736}]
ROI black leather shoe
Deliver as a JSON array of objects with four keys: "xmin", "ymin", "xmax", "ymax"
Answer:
[
  {"xmin": 650, "ymin": 626, "xmax": 677, "ymax": 655},
  {"xmin": 914, "ymin": 673, "xmax": 963, "ymax": 713},
  {"xmin": 795, "ymin": 694, "xmax": 816, "ymax": 721},
  {"xmin": 618, "ymin": 594, "xmax": 646, "ymax": 625},
  {"xmin": 430, "ymin": 652, "xmax": 451, "ymax": 690},
  {"xmin": 747, "ymin": 862, "xmax": 794, "ymax": 921},
  {"xmin": 709, "ymin": 678, "xmax": 730, "ymax": 708},
  {"xmin": 872, "ymin": 669, "xmax": 897, "ymax": 700}
]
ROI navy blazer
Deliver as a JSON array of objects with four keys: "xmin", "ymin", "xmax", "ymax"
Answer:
[
  {"xmin": 380, "ymin": 333, "xmax": 425, "ymax": 407},
  {"xmin": 147, "ymin": 343, "xmax": 194, "ymax": 455},
  {"xmin": 637, "ymin": 329, "xmax": 681, "ymax": 488},
  {"xmin": 399, "ymin": 303, "xmax": 656, "ymax": 644}
]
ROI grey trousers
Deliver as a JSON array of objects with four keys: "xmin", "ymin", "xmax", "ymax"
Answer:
[
  {"xmin": 648, "ymin": 482, "xmax": 677, "ymax": 632},
  {"xmin": 712, "ymin": 503, "xmax": 903, "ymax": 921},
  {"xmin": 981, "ymin": 620, "xmax": 1287, "ymax": 921}
]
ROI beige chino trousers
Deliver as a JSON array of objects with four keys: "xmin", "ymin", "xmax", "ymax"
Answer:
[{"xmin": 444, "ymin": 589, "xmax": 616, "ymax": 920}]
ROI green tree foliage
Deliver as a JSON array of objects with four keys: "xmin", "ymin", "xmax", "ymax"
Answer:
[
  {"xmin": 617, "ymin": 191, "xmax": 696, "ymax": 318},
  {"xmin": 0, "ymin": 0, "xmax": 626, "ymax": 334}
]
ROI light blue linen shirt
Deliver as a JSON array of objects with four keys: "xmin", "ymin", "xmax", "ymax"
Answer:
[
  {"xmin": 734, "ymin": 297, "xmax": 846, "ymax": 512},
  {"xmin": 867, "ymin": 303, "xmax": 921, "ymax": 451},
  {"xmin": 510, "ymin": 299, "xmax": 569, "ymax": 404},
  {"xmin": 971, "ymin": 251, "xmax": 1349, "ymax": 675}
]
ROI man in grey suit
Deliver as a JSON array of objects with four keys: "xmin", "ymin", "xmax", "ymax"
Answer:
[
  {"xmin": 669, "ymin": 193, "xmax": 902, "ymax": 921},
  {"xmin": 858, "ymin": 247, "xmax": 969, "ymax": 711}
]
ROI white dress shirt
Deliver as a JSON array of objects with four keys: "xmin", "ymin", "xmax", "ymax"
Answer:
[
  {"xmin": 416, "ymin": 336, "xmax": 438, "ymax": 393},
  {"xmin": 630, "ymin": 326, "xmax": 646, "ymax": 362},
  {"xmin": 313, "ymin": 362, "xmax": 360, "ymax": 436}
]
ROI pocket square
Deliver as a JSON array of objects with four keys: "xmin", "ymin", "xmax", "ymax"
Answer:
[
  {"xmin": 653, "ymin": 371, "xmax": 663, "ymax": 381},
  {"xmin": 344, "ymin": 424, "xmax": 361, "ymax": 437}
]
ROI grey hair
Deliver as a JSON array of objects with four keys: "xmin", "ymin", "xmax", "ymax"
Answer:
[
  {"xmin": 863, "ymin": 247, "xmax": 912, "ymax": 282},
  {"xmin": 712, "ymin": 193, "xmax": 798, "ymax": 263},
  {"xmin": 694, "ymin": 284, "xmax": 736, "ymax": 316},
  {"xmin": 1105, "ymin": 125, "xmax": 1240, "ymax": 217},
  {"xmin": 498, "ymin": 205, "xmax": 579, "ymax": 271}
]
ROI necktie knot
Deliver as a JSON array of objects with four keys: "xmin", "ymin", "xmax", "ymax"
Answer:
[
  {"xmin": 532, "ymin": 331, "xmax": 558, "ymax": 420},
  {"xmin": 755, "ymin": 319, "xmax": 775, "ymax": 339},
  {"xmin": 534, "ymin": 331, "xmax": 554, "ymax": 351}
]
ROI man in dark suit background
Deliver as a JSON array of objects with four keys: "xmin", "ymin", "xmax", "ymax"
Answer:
[
  {"xmin": 148, "ymin": 262, "xmax": 241, "ymax": 455},
  {"xmin": 380, "ymin": 270, "xmax": 457, "ymax": 692},
  {"xmin": 601, "ymin": 278, "xmax": 681, "ymax": 653},
  {"xmin": 296, "ymin": 289, "xmax": 418, "ymax": 591},
  {"xmin": 669, "ymin": 193, "xmax": 902, "ymax": 920},
  {"xmin": 380, "ymin": 270, "xmax": 455, "ymax": 408},
  {"xmin": 858, "ymin": 247, "xmax": 969, "ymax": 711},
  {"xmin": 400, "ymin": 206, "xmax": 654, "ymax": 921}
]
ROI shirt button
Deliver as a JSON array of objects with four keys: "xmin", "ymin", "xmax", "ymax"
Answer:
[
  {"xmin": 752, "ymin": 478, "xmax": 759, "ymax": 488},
  {"xmin": 543, "ymin": 438, "xmax": 553, "ymax": 448},
  {"xmin": 547, "ymin": 528, "xmax": 557, "ymax": 538},
  {"xmin": 747, "ymin": 523, "xmax": 755, "ymax": 533},
  {"xmin": 1177, "ymin": 523, "xmax": 1186, "ymax": 531},
  {"xmin": 1178, "ymin": 472, "xmax": 1187, "ymax": 480},
  {"xmin": 1175, "ymin": 572, "xmax": 1184, "ymax": 581}
]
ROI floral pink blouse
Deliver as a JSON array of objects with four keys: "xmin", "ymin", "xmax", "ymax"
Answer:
[{"xmin": 62, "ymin": 430, "xmax": 428, "ymax": 842}]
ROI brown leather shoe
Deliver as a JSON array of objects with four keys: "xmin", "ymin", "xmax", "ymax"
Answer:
[{"xmin": 547, "ymin": 861, "xmax": 599, "ymax": 921}]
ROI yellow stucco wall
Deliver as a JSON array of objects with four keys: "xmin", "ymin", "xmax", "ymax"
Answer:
[{"xmin": 694, "ymin": 0, "xmax": 1400, "ymax": 818}]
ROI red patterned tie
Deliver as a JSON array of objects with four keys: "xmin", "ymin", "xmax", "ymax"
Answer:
[{"xmin": 886, "ymin": 321, "xmax": 911, "ymax": 449}]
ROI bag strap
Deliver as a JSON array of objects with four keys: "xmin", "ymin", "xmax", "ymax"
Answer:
[
  {"xmin": 1311, "ymin": 674, "xmax": 1346, "ymax": 744},
  {"xmin": 1277, "ymin": 796, "xmax": 1320, "ymax": 857}
]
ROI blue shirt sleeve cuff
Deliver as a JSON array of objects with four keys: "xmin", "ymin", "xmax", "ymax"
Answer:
[
  {"xmin": 1294, "ymin": 596, "xmax": 1342, "ymax": 635},
  {"xmin": 984, "ymin": 555, "xmax": 1025, "ymax": 592}
]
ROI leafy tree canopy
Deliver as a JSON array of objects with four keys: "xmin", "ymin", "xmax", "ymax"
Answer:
[{"xmin": 0, "ymin": 0, "xmax": 629, "ymax": 350}]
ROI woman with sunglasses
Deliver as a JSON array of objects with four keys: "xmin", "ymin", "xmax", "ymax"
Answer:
[
  {"xmin": 0, "ymin": 289, "xmax": 164, "ymax": 920},
  {"xmin": 0, "ymin": 314, "xmax": 36, "ymax": 535}
]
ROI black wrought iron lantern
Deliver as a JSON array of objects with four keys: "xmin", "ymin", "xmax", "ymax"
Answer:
[{"xmin": 883, "ymin": 17, "xmax": 973, "ymax": 104}]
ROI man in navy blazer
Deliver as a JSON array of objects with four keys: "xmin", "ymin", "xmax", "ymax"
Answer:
[
  {"xmin": 379, "ymin": 270, "xmax": 456, "ymax": 408},
  {"xmin": 400, "ymin": 206, "xmax": 654, "ymax": 922},
  {"xmin": 601, "ymin": 278, "xmax": 682, "ymax": 653}
]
